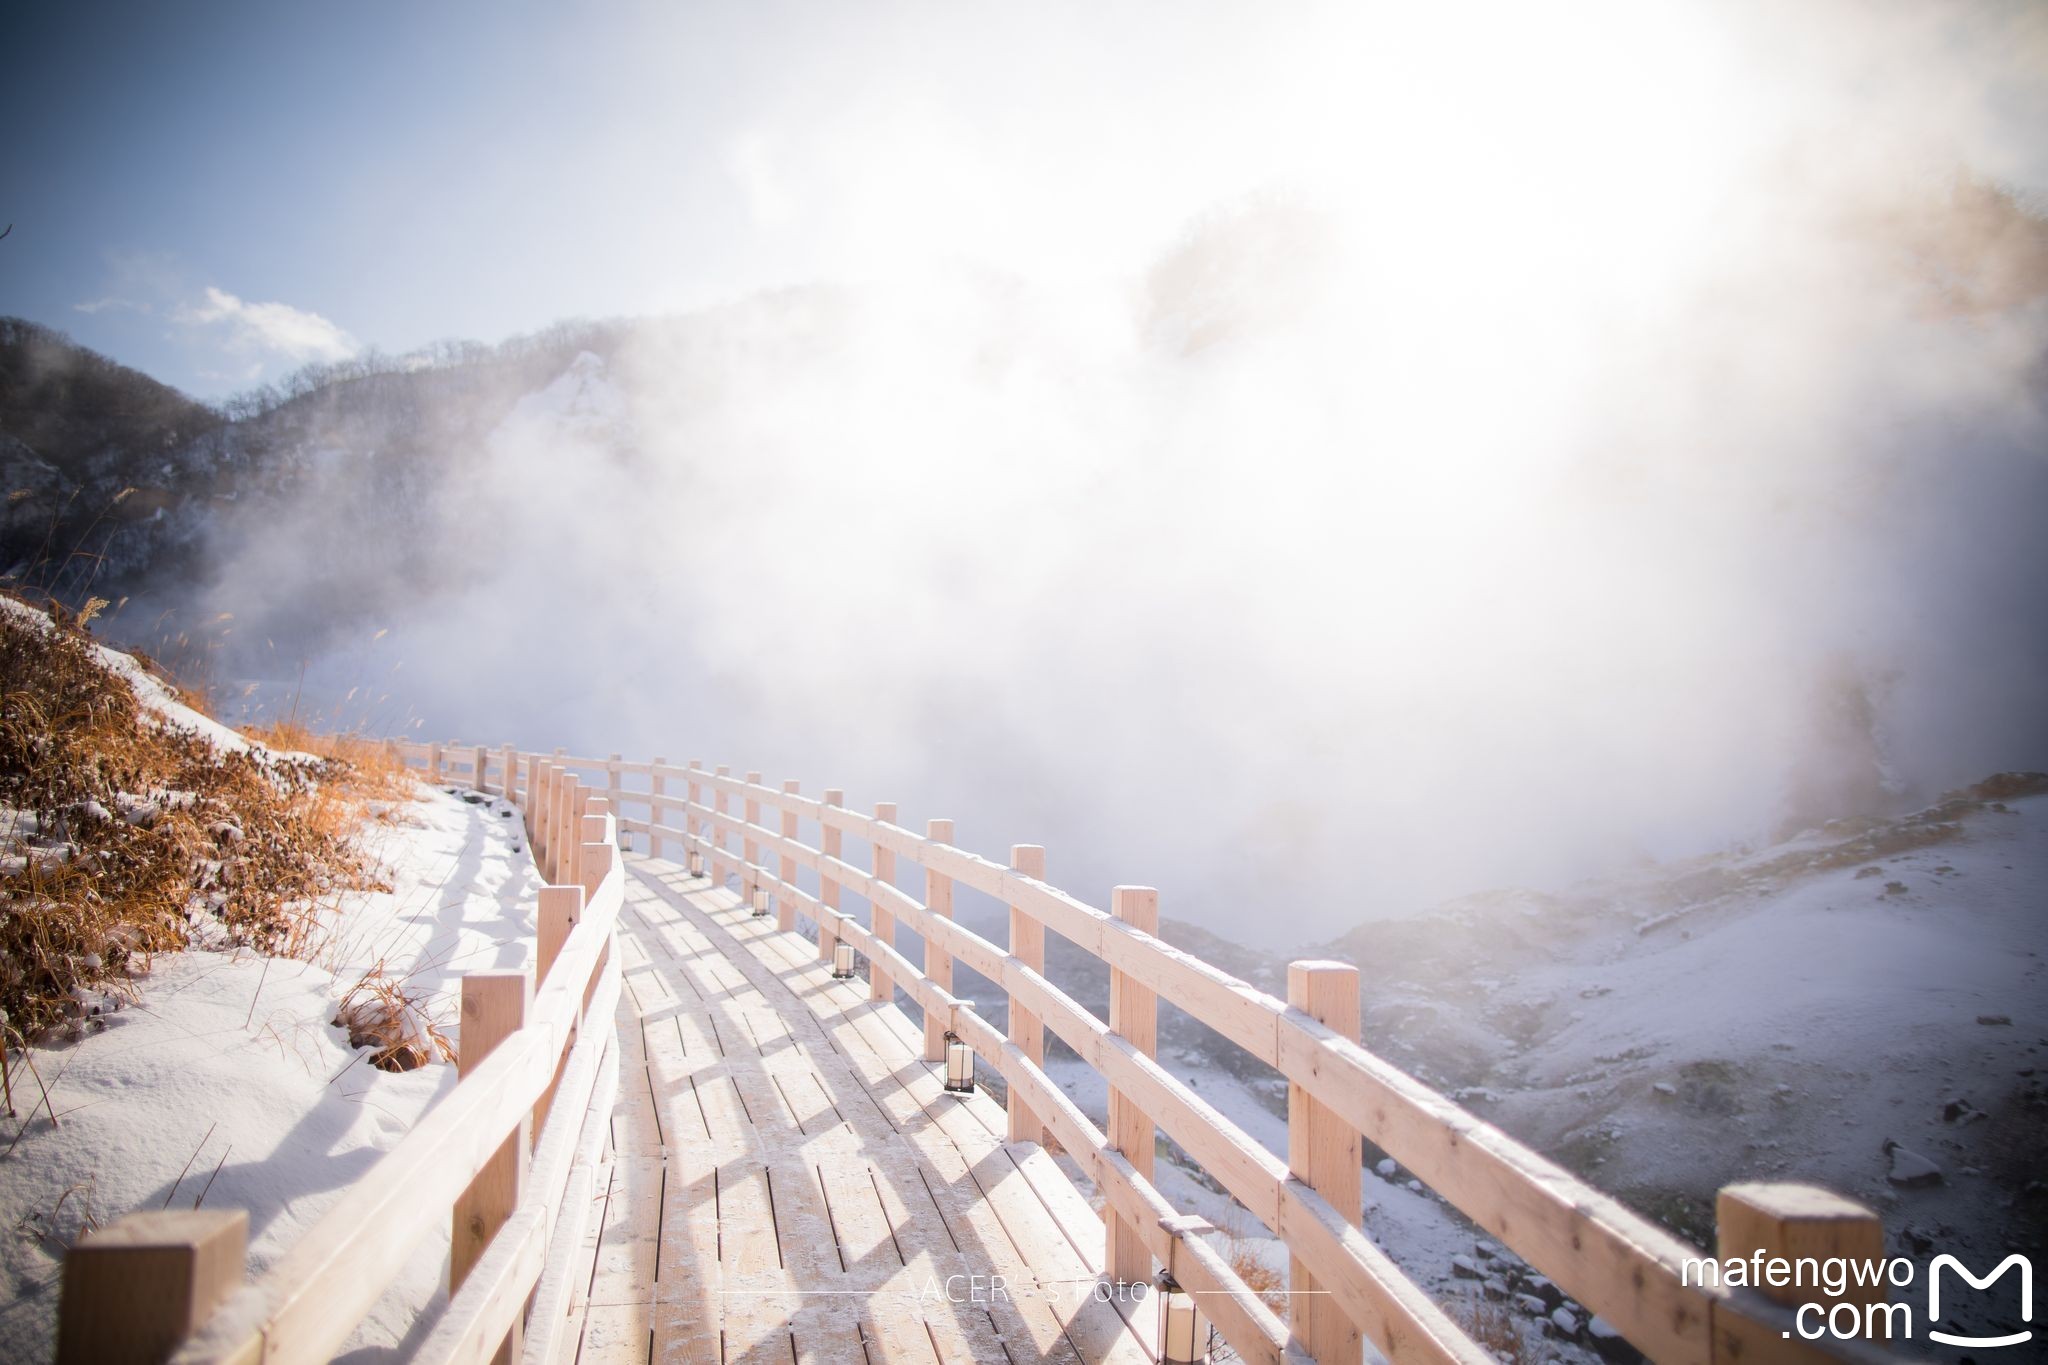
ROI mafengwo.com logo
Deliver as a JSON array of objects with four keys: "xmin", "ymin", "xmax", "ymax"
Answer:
[{"xmin": 1682, "ymin": 1249, "xmax": 2033, "ymax": 1347}]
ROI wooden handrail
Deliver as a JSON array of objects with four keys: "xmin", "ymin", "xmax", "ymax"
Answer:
[
  {"xmin": 63, "ymin": 745, "xmax": 626, "ymax": 1365},
  {"xmin": 582, "ymin": 749, "xmax": 1889, "ymax": 1365},
  {"xmin": 379, "ymin": 741, "xmax": 1892, "ymax": 1364}
]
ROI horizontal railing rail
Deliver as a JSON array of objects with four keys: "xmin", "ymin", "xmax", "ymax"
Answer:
[
  {"xmin": 486, "ymin": 746, "xmax": 1892, "ymax": 1365},
  {"xmin": 59, "ymin": 743, "xmax": 624, "ymax": 1365}
]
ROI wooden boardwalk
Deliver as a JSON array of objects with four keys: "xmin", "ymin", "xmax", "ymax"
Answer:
[{"xmin": 559, "ymin": 855, "xmax": 1157, "ymax": 1364}]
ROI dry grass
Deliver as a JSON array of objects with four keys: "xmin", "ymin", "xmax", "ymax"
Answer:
[
  {"xmin": 1216, "ymin": 1207, "xmax": 1287, "ymax": 1315},
  {"xmin": 332, "ymin": 961, "xmax": 456, "ymax": 1072},
  {"xmin": 0, "ymin": 592, "xmax": 390, "ymax": 1043},
  {"xmin": 1454, "ymin": 1296, "xmax": 1532, "ymax": 1365}
]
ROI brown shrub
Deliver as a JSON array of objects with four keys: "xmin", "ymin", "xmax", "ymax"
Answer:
[{"xmin": 1, "ymin": 595, "xmax": 388, "ymax": 1042}]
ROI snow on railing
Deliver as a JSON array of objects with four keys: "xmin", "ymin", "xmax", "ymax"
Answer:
[{"xmin": 57, "ymin": 743, "xmax": 622, "ymax": 1365}]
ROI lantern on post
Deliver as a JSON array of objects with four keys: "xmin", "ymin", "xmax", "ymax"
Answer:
[
  {"xmin": 942, "ymin": 1031, "xmax": 975, "ymax": 1094},
  {"xmin": 687, "ymin": 847, "xmax": 704, "ymax": 877},
  {"xmin": 831, "ymin": 940, "xmax": 856, "ymax": 979},
  {"xmin": 751, "ymin": 883, "xmax": 770, "ymax": 917},
  {"xmin": 1156, "ymin": 1271, "xmax": 1208, "ymax": 1364}
]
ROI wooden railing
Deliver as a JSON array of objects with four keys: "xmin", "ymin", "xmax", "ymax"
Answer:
[
  {"xmin": 529, "ymin": 748, "xmax": 1895, "ymax": 1365},
  {"xmin": 57, "ymin": 744, "xmax": 622, "ymax": 1365},
  {"xmin": 60, "ymin": 739, "xmax": 1899, "ymax": 1365}
]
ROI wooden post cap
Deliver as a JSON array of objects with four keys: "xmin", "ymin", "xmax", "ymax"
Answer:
[
  {"xmin": 1717, "ymin": 1182, "xmax": 1885, "ymax": 1311},
  {"xmin": 59, "ymin": 1209, "xmax": 247, "ymax": 1364}
]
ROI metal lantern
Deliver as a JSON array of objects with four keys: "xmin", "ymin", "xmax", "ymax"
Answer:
[
  {"xmin": 943, "ymin": 1031, "xmax": 975, "ymax": 1094},
  {"xmin": 751, "ymin": 884, "xmax": 770, "ymax": 917},
  {"xmin": 687, "ymin": 848, "xmax": 704, "ymax": 877},
  {"xmin": 831, "ymin": 940, "xmax": 856, "ymax": 979},
  {"xmin": 1156, "ymin": 1272, "xmax": 1208, "ymax": 1364}
]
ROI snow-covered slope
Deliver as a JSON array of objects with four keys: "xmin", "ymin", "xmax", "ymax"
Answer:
[
  {"xmin": 1039, "ymin": 777, "xmax": 2047, "ymax": 1360},
  {"xmin": 1323, "ymin": 778, "xmax": 2046, "ymax": 1259},
  {"xmin": 0, "ymin": 640, "xmax": 542, "ymax": 1364}
]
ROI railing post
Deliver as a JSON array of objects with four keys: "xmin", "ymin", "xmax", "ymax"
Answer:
[
  {"xmin": 606, "ymin": 754, "xmax": 623, "ymax": 847},
  {"xmin": 686, "ymin": 760, "xmax": 703, "ymax": 872},
  {"xmin": 648, "ymin": 756, "xmax": 666, "ymax": 860},
  {"xmin": 580, "ymin": 835, "xmax": 613, "ymax": 901},
  {"xmin": 712, "ymin": 764, "xmax": 731, "ymax": 886},
  {"xmin": 1006, "ymin": 844, "xmax": 1046, "ymax": 1146},
  {"xmin": 821, "ymin": 788, "xmax": 844, "ymax": 926},
  {"xmin": 743, "ymin": 773, "xmax": 762, "ymax": 895},
  {"xmin": 1287, "ymin": 960, "xmax": 1364, "ymax": 1365},
  {"xmin": 580, "ymin": 837, "xmax": 615, "ymax": 1017},
  {"xmin": 532, "ymin": 883, "xmax": 586, "ymax": 1139},
  {"xmin": 777, "ymin": 780, "xmax": 800, "ymax": 932},
  {"xmin": 472, "ymin": 744, "xmax": 488, "ymax": 792},
  {"xmin": 870, "ymin": 802, "xmax": 897, "ymax": 1004},
  {"xmin": 922, "ymin": 818, "xmax": 954, "ymax": 1061},
  {"xmin": 1714, "ymin": 1183, "xmax": 1886, "ymax": 1354},
  {"xmin": 501, "ymin": 743, "xmax": 518, "ymax": 803},
  {"xmin": 452, "ymin": 969, "xmax": 531, "ymax": 1358},
  {"xmin": 536, "ymin": 885, "xmax": 585, "ymax": 988},
  {"xmin": 428, "ymin": 740, "xmax": 443, "ymax": 783},
  {"xmin": 547, "ymin": 765, "xmax": 566, "ymax": 873},
  {"xmin": 564, "ymin": 773, "xmax": 581, "ymax": 887},
  {"xmin": 1107, "ymin": 885, "xmax": 1159, "ymax": 1285},
  {"xmin": 531, "ymin": 760, "xmax": 550, "ymax": 853},
  {"xmin": 58, "ymin": 1209, "xmax": 247, "ymax": 1364},
  {"xmin": 554, "ymin": 774, "xmax": 581, "ymax": 887},
  {"xmin": 574, "ymin": 795, "xmax": 608, "ymax": 891}
]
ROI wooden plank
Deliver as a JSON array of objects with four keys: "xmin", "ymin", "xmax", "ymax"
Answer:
[
  {"xmin": 578, "ymin": 1155, "xmax": 660, "ymax": 1363},
  {"xmin": 629, "ymin": 868, "xmax": 1092, "ymax": 1364}
]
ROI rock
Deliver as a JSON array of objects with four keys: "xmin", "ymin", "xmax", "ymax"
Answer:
[
  {"xmin": 1549, "ymin": 1308, "xmax": 1581, "ymax": 1338},
  {"xmin": 1474, "ymin": 1240, "xmax": 1500, "ymax": 1260},
  {"xmin": 1526, "ymin": 1276, "xmax": 1565, "ymax": 1310},
  {"xmin": 1516, "ymin": 1293, "xmax": 1548, "ymax": 1316},
  {"xmin": 1978, "ymin": 1014, "xmax": 2013, "ymax": 1026},
  {"xmin": 1943, "ymin": 1097, "xmax": 1982, "ymax": 1122},
  {"xmin": 1651, "ymin": 1081, "xmax": 1677, "ymax": 1097},
  {"xmin": 1587, "ymin": 1316, "xmax": 1644, "ymax": 1363},
  {"xmin": 1406, "ymin": 1178, "xmax": 1425, "ymax": 1194},
  {"xmin": 1375, "ymin": 1158, "xmax": 1398, "ymax": 1178},
  {"xmin": 1451, "ymin": 1255, "xmax": 1482, "ymax": 1279},
  {"xmin": 1883, "ymin": 1139, "xmax": 1943, "ymax": 1187},
  {"xmin": 1481, "ymin": 1278, "xmax": 1511, "ymax": 1301}
]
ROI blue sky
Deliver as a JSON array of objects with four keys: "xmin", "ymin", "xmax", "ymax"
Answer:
[
  {"xmin": 3, "ymin": 1, "xmax": 1291, "ymax": 399},
  {"xmin": 2, "ymin": 3, "xmax": 851, "ymax": 394},
  {"xmin": 4, "ymin": 1, "xmax": 2044, "ymax": 401}
]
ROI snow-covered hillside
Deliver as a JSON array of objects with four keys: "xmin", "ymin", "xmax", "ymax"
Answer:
[
  {"xmin": 1027, "ymin": 777, "xmax": 2046, "ymax": 1361},
  {"xmin": 1321, "ymin": 776, "xmax": 2046, "ymax": 1266},
  {"xmin": 0, "ymin": 614, "xmax": 542, "ymax": 1360}
]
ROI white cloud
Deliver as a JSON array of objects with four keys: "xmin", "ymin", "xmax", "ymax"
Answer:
[
  {"xmin": 72, "ymin": 296, "xmax": 148, "ymax": 316},
  {"xmin": 180, "ymin": 286, "xmax": 357, "ymax": 364}
]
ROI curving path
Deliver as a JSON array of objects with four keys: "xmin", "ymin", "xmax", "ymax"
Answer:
[{"xmin": 558, "ymin": 855, "xmax": 1157, "ymax": 1364}]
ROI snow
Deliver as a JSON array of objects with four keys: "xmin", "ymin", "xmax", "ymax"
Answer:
[
  {"xmin": 1036, "ymin": 780, "xmax": 2046, "ymax": 1361},
  {"xmin": 0, "ymin": 782, "xmax": 541, "ymax": 1361}
]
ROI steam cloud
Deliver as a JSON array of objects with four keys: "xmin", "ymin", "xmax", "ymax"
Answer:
[{"xmin": 192, "ymin": 0, "xmax": 2048, "ymax": 939}]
